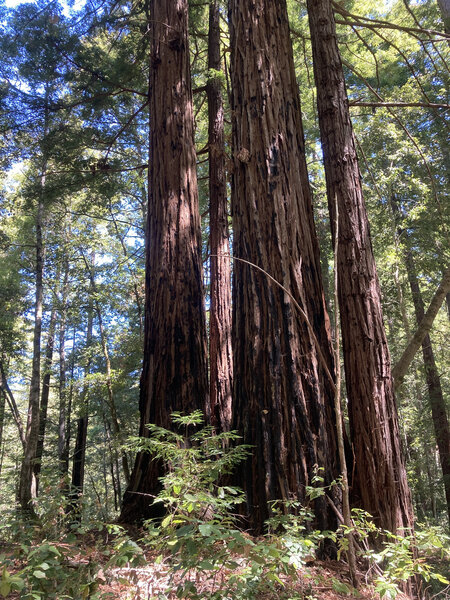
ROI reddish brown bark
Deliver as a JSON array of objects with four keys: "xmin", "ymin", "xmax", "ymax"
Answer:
[
  {"xmin": 120, "ymin": 0, "xmax": 208, "ymax": 523},
  {"xmin": 229, "ymin": 0, "xmax": 339, "ymax": 534},
  {"xmin": 307, "ymin": 0, "xmax": 414, "ymax": 534},
  {"xmin": 208, "ymin": 0, "xmax": 233, "ymax": 432}
]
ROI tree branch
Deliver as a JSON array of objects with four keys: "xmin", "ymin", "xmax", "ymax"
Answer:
[
  {"xmin": 393, "ymin": 264, "xmax": 450, "ymax": 387},
  {"xmin": 0, "ymin": 360, "xmax": 26, "ymax": 450},
  {"xmin": 350, "ymin": 101, "xmax": 450, "ymax": 109}
]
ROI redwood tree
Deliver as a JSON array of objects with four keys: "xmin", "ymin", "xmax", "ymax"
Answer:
[
  {"xmin": 306, "ymin": 0, "xmax": 414, "ymax": 533},
  {"xmin": 120, "ymin": 0, "xmax": 208, "ymax": 522},
  {"xmin": 229, "ymin": 0, "xmax": 339, "ymax": 533},
  {"xmin": 208, "ymin": 0, "xmax": 233, "ymax": 432}
]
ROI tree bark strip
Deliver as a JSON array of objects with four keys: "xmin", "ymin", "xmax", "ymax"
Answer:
[
  {"xmin": 306, "ymin": 0, "xmax": 414, "ymax": 534},
  {"xmin": 120, "ymin": 0, "xmax": 209, "ymax": 523},
  {"xmin": 208, "ymin": 0, "xmax": 233, "ymax": 432},
  {"xmin": 229, "ymin": 0, "xmax": 339, "ymax": 533}
]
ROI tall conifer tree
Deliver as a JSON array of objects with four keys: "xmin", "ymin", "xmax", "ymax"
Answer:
[
  {"xmin": 229, "ymin": 0, "xmax": 339, "ymax": 533},
  {"xmin": 306, "ymin": 0, "xmax": 414, "ymax": 534},
  {"xmin": 120, "ymin": 0, "xmax": 208, "ymax": 522}
]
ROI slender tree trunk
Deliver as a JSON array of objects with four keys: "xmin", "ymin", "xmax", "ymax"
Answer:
[
  {"xmin": 34, "ymin": 300, "xmax": 58, "ymax": 491},
  {"xmin": 0, "ymin": 389, "xmax": 5, "ymax": 481},
  {"xmin": 403, "ymin": 248, "xmax": 450, "ymax": 526},
  {"xmin": 109, "ymin": 207, "xmax": 144, "ymax": 339},
  {"xmin": 120, "ymin": 0, "xmax": 209, "ymax": 523},
  {"xmin": 58, "ymin": 253, "xmax": 70, "ymax": 477},
  {"xmin": 104, "ymin": 416, "xmax": 121, "ymax": 511},
  {"xmin": 81, "ymin": 253, "xmax": 130, "ymax": 485},
  {"xmin": 18, "ymin": 198, "xmax": 45, "ymax": 515},
  {"xmin": 393, "ymin": 264, "xmax": 450, "ymax": 386},
  {"xmin": 0, "ymin": 359, "xmax": 26, "ymax": 450},
  {"xmin": 390, "ymin": 196, "xmax": 450, "ymax": 525},
  {"xmin": 208, "ymin": 0, "xmax": 233, "ymax": 432},
  {"xmin": 69, "ymin": 296, "xmax": 93, "ymax": 517},
  {"xmin": 306, "ymin": 0, "xmax": 414, "ymax": 534},
  {"xmin": 229, "ymin": 0, "xmax": 339, "ymax": 534}
]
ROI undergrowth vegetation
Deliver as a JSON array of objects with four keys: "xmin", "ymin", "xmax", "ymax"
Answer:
[{"xmin": 0, "ymin": 413, "xmax": 449, "ymax": 600}]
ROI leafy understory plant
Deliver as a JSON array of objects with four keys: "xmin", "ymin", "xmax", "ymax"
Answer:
[
  {"xmin": 137, "ymin": 412, "xmax": 322, "ymax": 599},
  {"xmin": 0, "ymin": 504, "xmax": 145, "ymax": 599},
  {"xmin": 336, "ymin": 509, "xmax": 450, "ymax": 599}
]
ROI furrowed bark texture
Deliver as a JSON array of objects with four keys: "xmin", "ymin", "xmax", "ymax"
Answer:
[
  {"xmin": 307, "ymin": 0, "xmax": 414, "ymax": 534},
  {"xmin": 208, "ymin": 0, "xmax": 233, "ymax": 432},
  {"xmin": 229, "ymin": 0, "xmax": 339, "ymax": 533},
  {"xmin": 120, "ymin": 0, "xmax": 208, "ymax": 523}
]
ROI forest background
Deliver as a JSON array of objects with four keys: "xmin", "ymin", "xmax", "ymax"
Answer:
[{"xmin": 0, "ymin": 0, "xmax": 449, "ymax": 597}]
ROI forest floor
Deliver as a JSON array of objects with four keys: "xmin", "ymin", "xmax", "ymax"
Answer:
[
  {"xmin": 97, "ymin": 557, "xmax": 406, "ymax": 600},
  {"xmin": 0, "ymin": 539, "xmax": 415, "ymax": 600},
  {"xmin": 2, "ymin": 528, "xmax": 448, "ymax": 599}
]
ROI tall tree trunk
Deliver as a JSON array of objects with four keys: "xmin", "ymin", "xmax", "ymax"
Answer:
[
  {"xmin": 208, "ymin": 0, "xmax": 233, "ymax": 432},
  {"xmin": 120, "ymin": 0, "xmax": 209, "ymax": 523},
  {"xmin": 403, "ymin": 246, "xmax": 450, "ymax": 526},
  {"xmin": 18, "ymin": 198, "xmax": 45, "ymax": 515},
  {"xmin": 81, "ymin": 253, "xmax": 130, "ymax": 485},
  {"xmin": 306, "ymin": 0, "xmax": 414, "ymax": 534},
  {"xmin": 58, "ymin": 249, "xmax": 70, "ymax": 478},
  {"xmin": 229, "ymin": 0, "xmax": 339, "ymax": 534},
  {"xmin": 0, "ymin": 389, "xmax": 5, "ymax": 482},
  {"xmin": 69, "ymin": 294, "xmax": 93, "ymax": 517},
  {"xmin": 34, "ymin": 297, "xmax": 58, "ymax": 491}
]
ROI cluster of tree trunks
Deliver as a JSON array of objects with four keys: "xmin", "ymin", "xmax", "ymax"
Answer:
[
  {"xmin": 119, "ymin": 0, "xmax": 418, "ymax": 538},
  {"xmin": 13, "ymin": 0, "xmax": 450, "ymax": 536}
]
